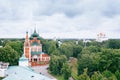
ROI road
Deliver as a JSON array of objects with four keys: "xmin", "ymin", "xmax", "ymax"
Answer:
[{"xmin": 32, "ymin": 65, "xmax": 57, "ymax": 80}]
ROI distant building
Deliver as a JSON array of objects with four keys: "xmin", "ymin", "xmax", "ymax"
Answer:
[
  {"xmin": 57, "ymin": 40, "xmax": 62, "ymax": 47},
  {"xmin": 24, "ymin": 29, "xmax": 50, "ymax": 66},
  {"xmin": 83, "ymin": 39, "xmax": 91, "ymax": 47},
  {"xmin": 0, "ymin": 62, "xmax": 9, "ymax": 77},
  {"xmin": 96, "ymin": 33, "xmax": 108, "ymax": 42},
  {"xmin": 83, "ymin": 39, "xmax": 91, "ymax": 43},
  {"xmin": 75, "ymin": 40, "xmax": 79, "ymax": 45}
]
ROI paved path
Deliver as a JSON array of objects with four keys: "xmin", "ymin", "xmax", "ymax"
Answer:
[{"xmin": 32, "ymin": 65, "xmax": 57, "ymax": 80}]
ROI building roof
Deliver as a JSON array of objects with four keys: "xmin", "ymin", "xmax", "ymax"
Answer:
[
  {"xmin": 31, "ymin": 42, "xmax": 40, "ymax": 46},
  {"xmin": 30, "ymin": 29, "xmax": 40, "ymax": 40},
  {"xmin": 0, "ymin": 62, "xmax": 9, "ymax": 69},
  {"xmin": 31, "ymin": 51, "xmax": 42, "ymax": 55},
  {"xmin": 19, "ymin": 54, "xmax": 28, "ymax": 61},
  {"xmin": 32, "ymin": 30, "xmax": 39, "ymax": 37},
  {"xmin": 3, "ymin": 66, "xmax": 52, "ymax": 80},
  {"xmin": 42, "ymin": 54, "xmax": 50, "ymax": 57}
]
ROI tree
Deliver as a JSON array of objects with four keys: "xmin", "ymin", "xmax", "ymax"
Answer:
[
  {"xmin": 41, "ymin": 39, "xmax": 57, "ymax": 55},
  {"xmin": 107, "ymin": 39, "xmax": 120, "ymax": 49},
  {"xmin": 78, "ymin": 53, "xmax": 100, "ymax": 76},
  {"xmin": 73, "ymin": 45, "xmax": 82, "ymax": 58},
  {"xmin": 115, "ymin": 70, "xmax": 120, "ymax": 80},
  {"xmin": 0, "ymin": 45, "xmax": 19, "ymax": 65},
  {"xmin": 102, "ymin": 70, "xmax": 117, "ymax": 80},
  {"xmin": 62, "ymin": 62, "xmax": 71, "ymax": 80},
  {"xmin": 51, "ymin": 49, "xmax": 60, "ymax": 55},
  {"xmin": 86, "ymin": 46, "xmax": 101, "ymax": 53},
  {"xmin": 78, "ymin": 40, "xmax": 84, "ymax": 47},
  {"xmin": 78, "ymin": 68, "xmax": 90, "ymax": 80},
  {"xmin": 6, "ymin": 41, "xmax": 23, "ymax": 56},
  {"xmin": 59, "ymin": 43, "xmax": 73, "ymax": 58},
  {"xmin": 99, "ymin": 49, "xmax": 120, "ymax": 73},
  {"xmin": 41, "ymin": 39, "xmax": 50, "ymax": 53},
  {"xmin": 49, "ymin": 55, "xmax": 67, "ymax": 75},
  {"xmin": 48, "ymin": 41, "xmax": 57, "ymax": 55},
  {"xmin": 91, "ymin": 72, "xmax": 104, "ymax": 80},
  {"xmin": 80, "ymin": 48, "xmax": 91, "ymax": 55}
]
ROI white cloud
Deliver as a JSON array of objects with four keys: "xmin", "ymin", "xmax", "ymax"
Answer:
[{"xmin": 0, "ymin": 0, "xmax": 120, "ymax": 39}]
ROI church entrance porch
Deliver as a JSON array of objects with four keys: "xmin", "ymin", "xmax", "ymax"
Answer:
[
  {"xmin": 30, "ymin": 61, "xmax": 49, "ymax": 66},
  {"xmin": 29, "ymin": 56, "xmax": 50, "ymax": 66}
]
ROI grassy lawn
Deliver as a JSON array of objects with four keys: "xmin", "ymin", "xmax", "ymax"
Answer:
[
  {"xmin": 71, "ymin": 72, "xmax": 79, "ymax": 80},
  {"xmin": 70, "ymin": 58, "xmax": 79, "ymax": 80},
  {"xmin": 53, "ymin": 75, "xmax": 64, "ymax": 80}
]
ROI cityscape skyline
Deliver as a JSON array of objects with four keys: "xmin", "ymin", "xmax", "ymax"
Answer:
[{"xmin": 0, "ymin": 0, "xmax": 120, "ymax": 39}]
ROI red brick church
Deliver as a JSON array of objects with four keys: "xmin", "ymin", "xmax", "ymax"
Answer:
[{"xmin": 24, "ymin": 29, "xmax": 50, "ymax": 66}]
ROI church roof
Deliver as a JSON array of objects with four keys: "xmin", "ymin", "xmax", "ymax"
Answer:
[
  {"xmin": 19, "ymin": 54, "xmax": 28, "ymax": 61},
  {"xmin": 31, "ymin": 42, "xmax": 40, "ymax": 46},
  {"xmin": 30, "ymin": 29, "xmax": 40, "ymax": 40},
  {"xmin": 32, "ymin": 30, "xmax": 39, "ymax": 37},
  {"xmin": 42, "ymin": 54, "xmax": 50, "ymax": 57},
  {"xmin": 31, "ymin": 51, "xmax": 42, "ymax": 55},
  {"xmin": 3, "ymin": 66, "xmax": 52, "ymax": 80}
]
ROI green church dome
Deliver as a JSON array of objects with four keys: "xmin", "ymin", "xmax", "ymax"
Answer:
[
  {"xmin": 31, "ymin": 30, "xmax": 39, "ymax": 37},
  {"xmin": 29, "ymin": 36, "xmax": 33, "ymax": 40},
  {"xmin": 30, "ymin": 29, "xmax": 41, "ymax": 40},
  {"xmin": 37, "ymin": 36, "xmax": 41, "ymax": 40}
]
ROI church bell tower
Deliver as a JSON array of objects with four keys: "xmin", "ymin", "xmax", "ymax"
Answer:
[{"xmin": 24, "ymin": 32, "xmax": 30, "ymax": 58}]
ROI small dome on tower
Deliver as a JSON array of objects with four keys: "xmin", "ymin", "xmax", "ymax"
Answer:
[
  {"xmin": 30, "ymin": 29, "xmax": 41, "ymax": 40},
  {"xmin": 32, "ymin": 30, "xmax": 39, "ymax": 37},
  {"xmin": 19, "ymin": 54, "xmax": 28, "ymax": 61}
]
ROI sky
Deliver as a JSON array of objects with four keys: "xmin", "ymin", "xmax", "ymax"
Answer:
[{"xmin": 0, "ymin": 0, "xmax": 120, "ymax": 39}]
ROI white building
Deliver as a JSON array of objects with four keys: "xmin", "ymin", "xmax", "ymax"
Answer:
[
  {"xmin": 0, "ymin": 62, "xmax": 9, "ymax": 77},
  {"xmin": 58, "ymin": 40, "xmax": 62, "ymax": 47},
  {"xmin": 96, "ymin": 33, "xmax": 108, "ymax": 42},
  {"xmin": 19, "ymin": 54, "xmax": 29, "ymax": 67},
  {"xmin": 3, "ymin": 54, "xmax": 52, "ymax": 80}
]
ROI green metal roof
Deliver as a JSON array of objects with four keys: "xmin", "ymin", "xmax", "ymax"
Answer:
[
  {"xmin": 29, "ymin": 36, "xmax": 33, "ymax": 40},
  {"xmin": 30, "ymin": 29, "xmax": 41, "ymax": 40},
  {"xmin": 32, "ymin": 33, "xmax": 39, "ymax": 37},
  {"xmin": 31, "ymin": 51, "xmax": 42, "ymax": 55},
  {"xmin": 3, "ymin": 66, "xmax": 52, "ymax": 80},
  {"xmin": 31, "ymin": 42, "xmax": 40, "ymax": 46},
  {"xmin": 31, "ymin": 30, "xmax": 39, "ymax": 37},
  {"xmin": 37, "ymin": 36, "xmax": 41, "ymax": 40}
]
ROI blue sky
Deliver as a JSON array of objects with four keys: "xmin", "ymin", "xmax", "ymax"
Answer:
[{"xmin": 0, "ymin": 0, "xmax": 120, "ymax": 39}]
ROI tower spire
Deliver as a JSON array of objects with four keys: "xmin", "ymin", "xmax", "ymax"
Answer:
[
  {"xmin": 25, "ymin": 31, "xmax": 29, "ymax": 42},
  {"xmin": 34, "ymin": 28, "xmax": 36, "ymax": 33},
  {"xmin": 34, "ymin": 24, "xmax": 37, "ymax": 33}
]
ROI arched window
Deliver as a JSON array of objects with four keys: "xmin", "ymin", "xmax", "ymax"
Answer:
[
  {"xmin": 33, "ymin": 55, "xmax": 38, "ymax": 62},
  {"xmin": 34, "ymin": 58, "xmax": 37, "ymax": 62}
]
